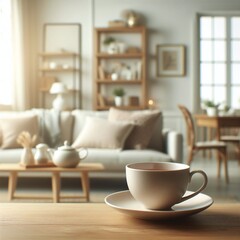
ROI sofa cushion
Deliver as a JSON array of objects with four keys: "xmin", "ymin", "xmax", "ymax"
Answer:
[
  {"xmin": 108, "ymin": 107, "xmax": 161, "ymax": 150},
  {"xmin": 0, "ymin": 114, "xmax": 39, "ymax": 149},
  {"xmin": 81, "ymin": 149, "xmax": 172, "ymax": 172},
  {"xmin": 71, "ymin": 110, "xmax": 108, "ymax": 143},
  {"xmin": 0, "ymin": 111, "xmax": 26, "ymax": 145},
  {"xmin": 72, "ymin": 117, "xmax": 134, "ymax": 149},
  {"xmin": 118, "ymin": 149, "xmax": 172, "ymax": 169},
  {"xmin": 0, "ymin": 149, "xmax": 28, "ymax": 163},
  {"xmin": 81, "ymin": 148, "xmax": 121, "ymax": 171}
]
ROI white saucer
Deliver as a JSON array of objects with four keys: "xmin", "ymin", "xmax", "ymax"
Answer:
[{"xmin": 105, "ymin": 190, "xmax": 213, "ymax": 220}]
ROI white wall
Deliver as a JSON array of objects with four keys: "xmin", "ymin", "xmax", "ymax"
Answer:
[
  {"xmin": 29, "ymin": 0, "xmax": 94, "ymax": 109},
  {"xmin": 29, "ymin": 0, "xmax": 240, "ymax": 115}
]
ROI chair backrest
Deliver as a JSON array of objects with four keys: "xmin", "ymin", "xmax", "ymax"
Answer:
[{"xmin": 178, "ymin": 105, "xmax": 195, "ymax": 148}]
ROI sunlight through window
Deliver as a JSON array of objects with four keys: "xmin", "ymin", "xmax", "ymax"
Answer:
[{"xmin": 199, "ymin": 15, "xmax": 240, "ymax": 108}]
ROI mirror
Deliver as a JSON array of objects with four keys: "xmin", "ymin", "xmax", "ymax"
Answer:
[{"xmin": 40, "ymin": 23, "xmax": 81, "ymax": 109}]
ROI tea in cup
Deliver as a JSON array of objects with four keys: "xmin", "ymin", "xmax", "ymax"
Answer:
[{"xmin": 126, "ymin": 162, "xmax": 208, "ymax": 210}]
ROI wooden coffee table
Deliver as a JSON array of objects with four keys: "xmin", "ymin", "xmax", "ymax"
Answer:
[
  {"xmin": 0, "ymin": 203, "xmax": 239, "ymax": 239},
  {"xmin": 0, "ymin": 163, "xmax": 104, "ymax": 203}
]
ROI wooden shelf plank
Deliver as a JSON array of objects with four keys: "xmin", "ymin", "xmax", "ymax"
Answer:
[
  {"xmin": 97, "ymin": 53, "xmax": 143, "ymax": 58},
  {"xmin": 39, "ymin": 52, "xmax": 78, "ymax": 57},
  {"xmin": 96, "ymin": 105, "xmax": 146, "ymax": 111},
  {"xmin": 96, "ymin": 80, "xmax": 142, "ymax": 84},
  {"xmin": 40, "ymin": 89, "xmax": 79, "ymax": 93},
  {"xmin": 95, "ymin": 26, "xmax": 145, "ymax": 33},
  {"xmin": 39, "ymin": 68, "xmax": 78, "ymax": 72}
]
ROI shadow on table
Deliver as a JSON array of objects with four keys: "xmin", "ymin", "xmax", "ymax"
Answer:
[{"xmin": 130, "ymin": 211, "xmax": 240, "ymax": 232}]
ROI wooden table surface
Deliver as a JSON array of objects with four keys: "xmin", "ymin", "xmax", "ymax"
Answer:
[
  {"xmin": 0, "ymin": 163, "xmax": 104, "ymax": 172},
  {"xmin": 194, "ymin": 114, "xmax": 240, "ymax": 140},
  {"xmin": 0, "ymin": 203, "xmax": 239, "ymax": 240},
  {"xmin": 0, "ymin": 163, "xmax": 104, "ymax": 203}
]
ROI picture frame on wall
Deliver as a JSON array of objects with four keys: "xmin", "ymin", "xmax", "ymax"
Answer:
[{"xmin": 156, "ymin": 44, "xmax": 186, "ymax": 77}]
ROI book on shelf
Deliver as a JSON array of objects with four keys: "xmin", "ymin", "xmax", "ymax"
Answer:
[
  {"xmin": 136, "ymin": 61, "xmax": 142, "ymax": 80},
  {"xmin": 108, "ymin": 20, "xmax": 126, "ymax": 27},
  {"xmin": 98, "ymin": 66, "xmax": 106, "ymax": 80},
  {"xmin": 98, "ymin": 94, "xmax": 106, "ymax": 107},
  {"xmin": 129, "ymin": 96, "xmax": 140, "ymax": 106},
  {"xmin": 39, "ymin": 76, "xmax": 56, "ymax": 91}
]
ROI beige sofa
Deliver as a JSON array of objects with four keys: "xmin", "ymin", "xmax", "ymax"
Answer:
[{"xmin": 0, "ymin": 108, "xmax": 183, "ymax": 177}]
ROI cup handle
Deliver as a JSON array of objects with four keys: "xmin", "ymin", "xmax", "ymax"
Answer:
[{"xmin": 180, "ymin": 170, "xmax": 208, "ymax": 203}]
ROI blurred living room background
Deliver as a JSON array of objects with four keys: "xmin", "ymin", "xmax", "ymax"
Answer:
[{"xmin": 0, "ymin": 0, "xmax": 239, "ymax": 203}]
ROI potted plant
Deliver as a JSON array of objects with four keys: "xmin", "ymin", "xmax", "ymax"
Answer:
[
  {"xmin": 218, "ymin": 102, "xmax": 231, "ymax": 116},
  {"xmin": 201, "ymin": 100, "xmax": 219, "ymax": 116},
  {"xmin": 103, "ymin": 36, "xmax": 118, "ymax": 54},
  {"xmin": 113, "ymin": 87, "xmax": 125, "ymax": 106},
  {"xmin": 103, "ymin": 36, "xmax": 116, "ymax": 45}
]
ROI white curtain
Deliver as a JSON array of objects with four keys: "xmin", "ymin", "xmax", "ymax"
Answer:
[{"xmin": 11, "ymin": 0, "xmax": 31, "ymax": 110}]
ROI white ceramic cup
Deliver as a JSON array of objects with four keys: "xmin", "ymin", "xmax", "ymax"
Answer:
[{"xmin": 126, "ymin": 162, "xmax": 208, "ymax": 210}]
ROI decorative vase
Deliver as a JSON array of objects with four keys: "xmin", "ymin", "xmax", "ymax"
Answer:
[
  {"xmin": 20, "ymin": 148, "xmax": 35, "ymax": 166},
  {"xmin": 111, "ymin": 73, "xmax": 119, "ymax": 81},
  {"xmin": 114, "ymin": 96, "xmax": 124, "ymax": 106},
  {"xmin": 206, "ymin": 107, "xmax": 218, "ymax": 116},
  {"xmin": 127, "ymin": 15, "xmax": 138, "ymax": 27},
  {"xmin": 121, "ymin": 66, "xmax": 132, "ymax": 80},
  {"xmin": 117, "ymin": 42, "xmax": 126, "ymax": 53},
  {"xmin": 107, "ymin": 42, "xmax": 119, "ymax": 54}
]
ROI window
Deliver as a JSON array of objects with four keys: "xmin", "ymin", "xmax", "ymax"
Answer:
[
  {"xmin": 0, "ymin": 0, "xmax": 13, "ymax": 106},
  {"xmin": 199, "ymin": 14, "xmax": 240, "ymax": 108}
]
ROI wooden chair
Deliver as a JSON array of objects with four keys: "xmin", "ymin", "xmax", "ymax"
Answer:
[
  {"xmin": 220, "ymin": 130, "xmax": 240, "ymax": 165},
  {"xmin": 178, "ymin": 105, "xmax": 229, "ymax": 183}
]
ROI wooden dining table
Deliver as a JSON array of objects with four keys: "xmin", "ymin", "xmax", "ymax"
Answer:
[
  {"xmin": 0, "ymin": 203, "xmax": 240, "ymax": 239},
  {"xmin": 194, "ymin": 114, "xmax": 240, "ymax": 140}
]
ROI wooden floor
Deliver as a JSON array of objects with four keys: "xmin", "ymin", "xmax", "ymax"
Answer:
[{"xmin": 0, "ymin": 157, "xmax": 239, "ymax": 203}]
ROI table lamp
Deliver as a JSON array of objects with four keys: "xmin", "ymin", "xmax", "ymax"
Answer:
[{"xmin": 49, "ymin": 82, "xmax": 68, "ymax": 110}]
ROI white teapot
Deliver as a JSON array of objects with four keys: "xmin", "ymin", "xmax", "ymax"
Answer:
[{"xmin": 49, "ymin": 141, "xmax": 88, "ymax": 168}]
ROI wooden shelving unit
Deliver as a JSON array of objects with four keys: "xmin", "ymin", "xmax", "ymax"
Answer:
[
  {"xmin": 38, "ymin": 52, "xmax": 80, "ymax": 110},
  {"xmin": 39, "ymin": 23, "xmax": 82, "ymax": 110},
  {"xmin": 93, "ymin": 26, "xmax": 147, "ymax": 110}
]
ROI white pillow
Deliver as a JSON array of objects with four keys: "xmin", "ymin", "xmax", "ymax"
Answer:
[
  {"xmin": 0, "ymin": 114, "xmax": 39, "ymax": 149},
  {"xmin": 72, "ymin": 117, "xmax": 134, "ymax": 149}
]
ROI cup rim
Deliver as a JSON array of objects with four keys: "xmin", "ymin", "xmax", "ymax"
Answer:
[{"xmin": 126, "ymin": 162, "xmax": 189, "ymax": 172}]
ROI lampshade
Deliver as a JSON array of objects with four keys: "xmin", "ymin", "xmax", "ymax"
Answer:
[{"xmin": 50, "ymin": 82, "xmax": 67, "ymax": 94}]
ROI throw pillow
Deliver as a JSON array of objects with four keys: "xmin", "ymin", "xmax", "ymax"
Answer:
[
  {"xmin": 0, "ymin": 114, "xmax": 39, "ymax": 149},
  {"xmin": 108, "ymin": 107, "xmax": 161, "ymax": 149},
  {"xmin": 72, "ymin": 117, "xmax": 134, "ymax": 149}
]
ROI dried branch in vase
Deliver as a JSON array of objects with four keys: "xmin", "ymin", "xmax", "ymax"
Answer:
[{"xmin": 17, "ymin": 131, "xmax": 37, "ymax": 148}]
